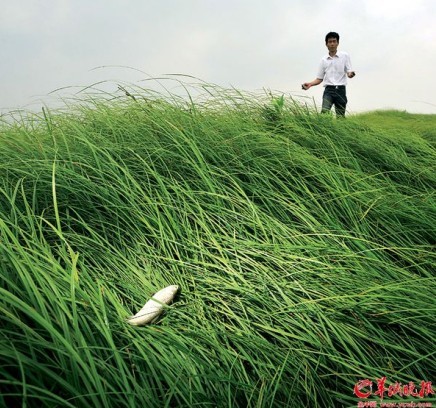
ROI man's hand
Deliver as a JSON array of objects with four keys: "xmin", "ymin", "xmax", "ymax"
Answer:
[
  {"xmin": 302, "ymin": 79, "xmax": 322, "ymax": 90},
  {"xmin": 347, "ymin": 71, "xmax": 356, "ymax": 78}
]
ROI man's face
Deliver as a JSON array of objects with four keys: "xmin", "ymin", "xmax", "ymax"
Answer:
[{"xmin": 326, "ymin": 37, "xmax": 339, "ymax": 53}]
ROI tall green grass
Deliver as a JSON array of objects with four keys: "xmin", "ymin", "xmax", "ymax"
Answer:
[{"xmin": 0, "ymin": 84, "xmax": 435, "ymax": 407}]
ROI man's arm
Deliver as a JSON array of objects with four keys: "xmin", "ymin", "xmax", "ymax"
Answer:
[
  {"xmin": 302, "ymin": 78, "xmax": 323, "ymax": 90},
  {"xmin": 345, "ymin": 53, "xmax": 355, "ymax": 78}
]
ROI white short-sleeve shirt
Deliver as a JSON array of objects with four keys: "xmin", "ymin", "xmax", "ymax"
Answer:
[{"xmin": 317, "ymin": 51, "xmax": 353, "ymax": 86}]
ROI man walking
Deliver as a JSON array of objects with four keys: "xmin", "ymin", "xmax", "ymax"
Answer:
[{"xmin": 302, "ymin": 32, "xmax": 355, "ymax": 117}]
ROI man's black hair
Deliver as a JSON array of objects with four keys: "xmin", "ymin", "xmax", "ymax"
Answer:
[{"xmin": 325, "ymin": 32, "xmax": 340, "ymax": 43}]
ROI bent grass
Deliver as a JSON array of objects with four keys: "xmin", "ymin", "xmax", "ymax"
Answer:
[{"xmin": 0, "ymin": 84, "xmax": 435, "ymax": 407}]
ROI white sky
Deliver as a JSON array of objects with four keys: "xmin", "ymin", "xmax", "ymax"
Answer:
[{"xmin": 1, "ymin": 0, "xmax": 435, "ymax": 115}]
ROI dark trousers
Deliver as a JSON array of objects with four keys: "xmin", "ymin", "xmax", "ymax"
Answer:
[{"xmin": 322, "ymin": 86, "xmax": 347, "ymax": 117}]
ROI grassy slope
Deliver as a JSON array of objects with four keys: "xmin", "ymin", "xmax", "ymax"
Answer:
[
  {"xmin": 0, "ymin": 92, "xmax": 435, "ymax": 407},
  {"xmin": 355, "ymin": 109, "xmax": 436, "ymax": 146}
]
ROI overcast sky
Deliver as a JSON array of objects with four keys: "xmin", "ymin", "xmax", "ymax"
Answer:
[{"xmin": 1, "ymin": 0, "xmax": 435, "ymax": 115}]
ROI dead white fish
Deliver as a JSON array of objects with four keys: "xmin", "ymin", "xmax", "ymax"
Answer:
[{"xmin": 127, "ymin": 285, "xmax": 179, "ymax": 326}]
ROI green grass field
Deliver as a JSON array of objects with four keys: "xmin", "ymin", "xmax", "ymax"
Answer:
[{"xmin": 1, "ymin": 86, "xmax": 435, "ymax": 407}]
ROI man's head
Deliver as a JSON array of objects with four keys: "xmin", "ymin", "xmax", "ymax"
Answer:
[
  {"xmin": 325, "ymin": 32, "xmax": 340, "ymax": 54},
  {"xmin": 325, "ymin": 32, "xmax": 340, "ymax": 44}
]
